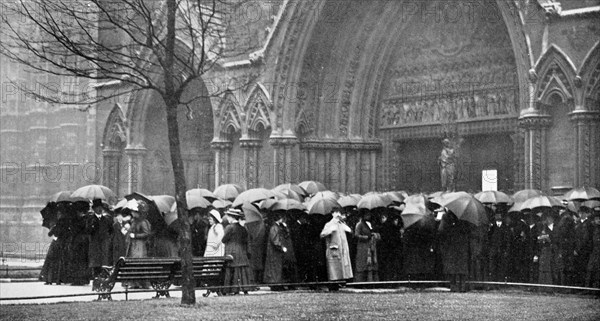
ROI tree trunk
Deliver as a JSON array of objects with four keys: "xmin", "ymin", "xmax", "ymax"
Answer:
[
  {"xmin": 165, "ymin": 99, "xmax": 196, "ymax": 305},
  {"xmin": 164, "ymin": 0, "xmax": 195, "ymax": 305}
]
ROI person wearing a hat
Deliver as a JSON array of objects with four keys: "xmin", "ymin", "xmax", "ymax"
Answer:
[
  {"xmin": 204, "ymin": 209, "xmax": 225, "ymax": 257},
  {"xmin": 574, "ymin": 207, "xmax": 594, "ymax": 286},
  {"xmin": 320, "ymin": 209, "xmax": 353, "ymax": 282},
  {"xmin": 535, "ymin": 211, "xmax": 559, "ymax": 285},
  {"xmin": 87, "ymin": 199, "xmax": 114, "ymax": 278},
  {"xmin": 354, "ymin": 210, "xmax": 381, "ymax": 282},
  {"xmin": 125, "ymin": 201, "xmax": 151, "ymax": 289},
  {"xmin": 585, "ymin": 210, "xmax": 600, "ymax": 288},
  {"xmin": 222, "ymin": 208, "xmax": 253, "ymax": 294},
  {"xmin": 488, "ymin": 212, "xmax": 511, "ymax": 284}
]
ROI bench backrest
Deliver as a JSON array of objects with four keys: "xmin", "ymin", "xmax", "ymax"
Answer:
[
  {"xmin": 112, "ymin": 257, "xmax": 180, "ymax": 283},
  {"xmin": 174, "ymin": 255, "xmax": 233, "ymax": 286}
]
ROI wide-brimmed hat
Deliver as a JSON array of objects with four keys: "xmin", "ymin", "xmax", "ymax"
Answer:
[
  {"xmin": 225, "ymin": 208, "xmax": 244, "ymax": 218},
  {"xmin": 209, "ymin": 209, "xmax": 222, "ymax": 223}
]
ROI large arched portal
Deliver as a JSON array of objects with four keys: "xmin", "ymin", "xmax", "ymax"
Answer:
[{"xmin": 292, "ymin": 0, "xmax": 521, "ymax": 193}]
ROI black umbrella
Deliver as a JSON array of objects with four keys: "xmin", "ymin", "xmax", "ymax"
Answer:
[
  {"xmin": 124, "ymin": 192, "xmax": 167, "ymax": 233},
  {"xmin": 40, "ymin": 202, "xmax": 58, "ymax": 229}
]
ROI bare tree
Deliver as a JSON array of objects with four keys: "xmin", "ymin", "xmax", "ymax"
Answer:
[{"xmin": 1, "ymin": 0, "xmax": 252, "ymax": 305}]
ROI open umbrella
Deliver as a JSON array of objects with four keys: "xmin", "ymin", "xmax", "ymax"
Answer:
[
  {"xmin": 40, "ymin": 202, "xmax": 58, "ymax": 229},
  {"xmin": 125, "ymin": 192, "xmax": 166, "ymax": 232},
  {"xmin": 151, "ymin": 195, "xmax": 176, "ymax": 214},
  {"xmin": 521, "ymin": 195, "xmax": 565, "ymax": 211},
  {"xmin": 163, "ymin": 202, "xmax": 178, "ymax": 226},
  {"xmin": 271, "ymin": 199, "xmax": 306, "ymax": 212},
  {"xmin": 258, "ymin": 198, "xmax": 278, "ymax": 210},
  {"xmin": 212, "ymin": 199, "xmax": 232, "ymax": 209},
  {"xmin": 49, "ymin": 191, "xmax": 73, "ymax": 203},
  {"xmin": 271, "ymin": 188, "xmax": 302, "ymax": 201},
  {"xmin": 307, "ymin": 195, "xmax": 340, "ymax": 215},
  {"xmin": 187, "ymin": 188, "xmax": 219, "ymax": 201},
  {"xmin": 433, "ymin": 192, "xmax": 488, "ymax": 226},
  {"xmin": 313, "ymin": 191, "xmax": 338, "ymax": 201},
  {"xmin": 274, "ymin": 183, "xmax": 307, "ymax": 197},
  {"xmin": 474, "ymin": 190, "xmax": 513, "ymax": 204},
  {"xmin": 357, "ymin": 193, "xmax": 392, "ymax": 210},
  {"xmin": 241, "ymin": 202, "xmax": 263, "ymax": 224},
  {"xmin": 233, "ymin": 188, "xmax": 275, "ymax": 208},
  {"xmin": 401, "ymin": 194, "xmax": 430, "ymax": 229},
  {"xmin": 299, "ymin": 181, "xmax": 327, "ymax": 195},
  {"xmin": 71, "ymin": 185, "xmax": 117, "ymax": 204},
  {"xmin": 512, "ymin": 189, "xmax": 545, "ymax": 204},
  {"xmin": 384, "ymin": 191, "xmax": 406, "ymax": 204},
  {"xmin": 563, "ymin": 187, "xmax": 600, "ymax": 201},
  {"xmin": 185, "ymin": 190, "xmax": 212, "ymax": 209},
  {"xmin": 428, "ymin": 191, "xmax": 447, "ymax": 200},
  {"xmin": 338, "ymin": 195, "xmax": 360, "ymax": 208},
  {"xmin": 214, "ymin": 184, "xmax": 244, "ymax": 201}
]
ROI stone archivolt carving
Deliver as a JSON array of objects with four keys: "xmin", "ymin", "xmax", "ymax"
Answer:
[
  {"xmin": 245, "ymin": 85, "xmax": 272, "ymax": 132},
  {"xmin": 585, "ymin": 63, "xmax": 600, "ymax": 100},
  {"xmin": 536, "ymin": 63, "xmax": 574, "ymax": 102},
  {"xmin": 219, "ymin": 95, "xmax": 242, "ymax": 135}
]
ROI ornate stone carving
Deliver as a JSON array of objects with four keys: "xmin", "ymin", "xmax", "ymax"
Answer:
[
  {"xmin": 219, "ymin": 95, "xmax": 243, "ymax": 135},
  {"xmin": 245, "ymin": 85, "xmax": 272, "ymax": 132},
  {"xmin": 300, "ymin": 139, "xmax": 381, "ymax": 151},
  {"xmin": 536, "ymin": 63, "xmax": 574, "ymax": 102},
  {"xmin": 518, "ymin": 115, "xmax": 552, "ymax": 129}
]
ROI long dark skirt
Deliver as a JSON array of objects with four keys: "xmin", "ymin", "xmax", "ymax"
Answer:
[
  {"xmin": 223, "ymin": 266, "xmax": 254, "ymax": 294},
  {"xmin": 40, "ymin": 240, "xmax": 64, "ymax": 284},
  {"xmin": 68, "ymin": 235, "xmax": 91, "ymax": 285}
]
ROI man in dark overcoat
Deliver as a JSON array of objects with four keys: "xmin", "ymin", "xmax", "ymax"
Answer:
[
  {"xmin": 87, "ymin": 199, "xmax": 113, "ymax": 278},
  {"xmin": 488, "ymin": 212, "xmax": 511, "ymax": 283}
]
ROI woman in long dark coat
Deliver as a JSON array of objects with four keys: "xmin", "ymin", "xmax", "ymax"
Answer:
[
  {"xmin": 111, "ymin": 212, "xmax": 130, "ymax": 265},
  {"xmin": 585, "ymin": 212, "xmax": 600, "ymax": 288},
  {"xmin": 354, "ymin": 211, "xmax": 380, "ymax": 282},
  {"xmin": 377, "ymin": 212, "xmax": 404, "ymax": 281},
  {"xmin": 222, "ymin": 208, "xmax": 253, "ymax": 294},
  {"xmin": 263, "ymin": 213, "xmax": 286, "ymax": 288},
  {"xmin": 68, "ymin": 202, "xmax": 92, "ymax": 285},
  {"xmin": 403, "ymin": 214, "xmax": 437, "ymax": 280},
  {"xmin": 40, "ymin": 208, "xmax": 69, "ymax": 285},
  {"xmin": 438, "ymin": 210, "xmax": 471, "ymax": 292}
]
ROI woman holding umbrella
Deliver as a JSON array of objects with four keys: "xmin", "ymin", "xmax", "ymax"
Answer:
[
  {"xmin": 354, "ymin": 210, "xmax": 381, "ymax": 282},
  {"xmin": 438, "ymin": 208, "xmax": 471, "ymax": 292},
  {"xmin": 126, "ymin": 200, "xmax": 152, "ymax": 289}
]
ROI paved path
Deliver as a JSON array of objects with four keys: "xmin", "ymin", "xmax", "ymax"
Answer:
[{"xmin": 0, "ymin": 282, "xmax": 272, "ymax": 305}]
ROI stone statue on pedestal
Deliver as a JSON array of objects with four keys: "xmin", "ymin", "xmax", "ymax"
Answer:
[{"xmin": 439, "ymin": 138, "xmax": 462, "ymax": 192}]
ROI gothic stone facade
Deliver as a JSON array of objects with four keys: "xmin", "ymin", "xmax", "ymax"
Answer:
[{"xmin": 1, "ymin": 0, "xmax": 600, "ymax": 245}]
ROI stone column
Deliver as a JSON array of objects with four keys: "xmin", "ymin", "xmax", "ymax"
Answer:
[
  {"xmin": 211, "ymin": 140, "xmax": 232, "ymax": 187},
  {"xmin": 240, "ymin": 138, "xmax": 261, "ymax": 189},
  {"xmin": 518, "ymin": 114, "xmax": 551, "ymax": 190},
  {"xmin": 570, "ymin": 110, "xmax": 600, "ymax": 187},
  {"xmin": 124, "ymin": 146, "xmax": 147, "ymax": 194},
  {"xmin": 509, "ymin": 131, "xmax": 525, "ymax": 191},
  {"xmin": 270, "ymin": 135, "xmax": 298, "ymax": 185},
  {"xmin": 102, "ymin": 148, "xmax": 122, "ymax": 196},
  {"xmin": 309, "ymin": 149, "xmax": 317, "ymax": 180},
  {"xmin": 340, "ymin": 150, "xmax": 347, "ymax": 193},
  {"xmin": 370, "ymin": 150, "xmax": 377, "ymax": 191}
]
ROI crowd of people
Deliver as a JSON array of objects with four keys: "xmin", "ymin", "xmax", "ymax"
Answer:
[{"xmin": 39, "ymin": 192, "xmax": 600, "ymax": 294}]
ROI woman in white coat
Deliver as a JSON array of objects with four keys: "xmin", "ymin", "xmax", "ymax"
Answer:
[
  {"xmin": 204, "ymin": 209, "xmax": 225, "ymax": 257},
  {"xmin": 320, "ymin": 210, "xmax": 353, "ymax": 281}
]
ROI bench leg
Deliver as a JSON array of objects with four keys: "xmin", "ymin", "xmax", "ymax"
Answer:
[
  {"xmin": 151, "ymin": 281, "xmax": 172, "ymax": 299},
  {"xmin": 95, "ymin": 293, "xmax": 112, "ymax": 301}
]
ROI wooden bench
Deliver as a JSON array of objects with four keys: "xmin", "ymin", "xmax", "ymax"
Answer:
[
  {"xmin": 173, "ymin": 255, "xmax": 233, "ymax": 297},
  {"xmin": 93, "ymin": 257, "xmax": 180, "ymax": 301},
  {"xmin": 93, "ymin": 256, "xmax": 234, "ymax": 300}
]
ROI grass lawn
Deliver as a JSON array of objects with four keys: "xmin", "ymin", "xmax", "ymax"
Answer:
[{"xmin": 1, "ymin": 290, "xmax": 598, "ymax": 321}]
